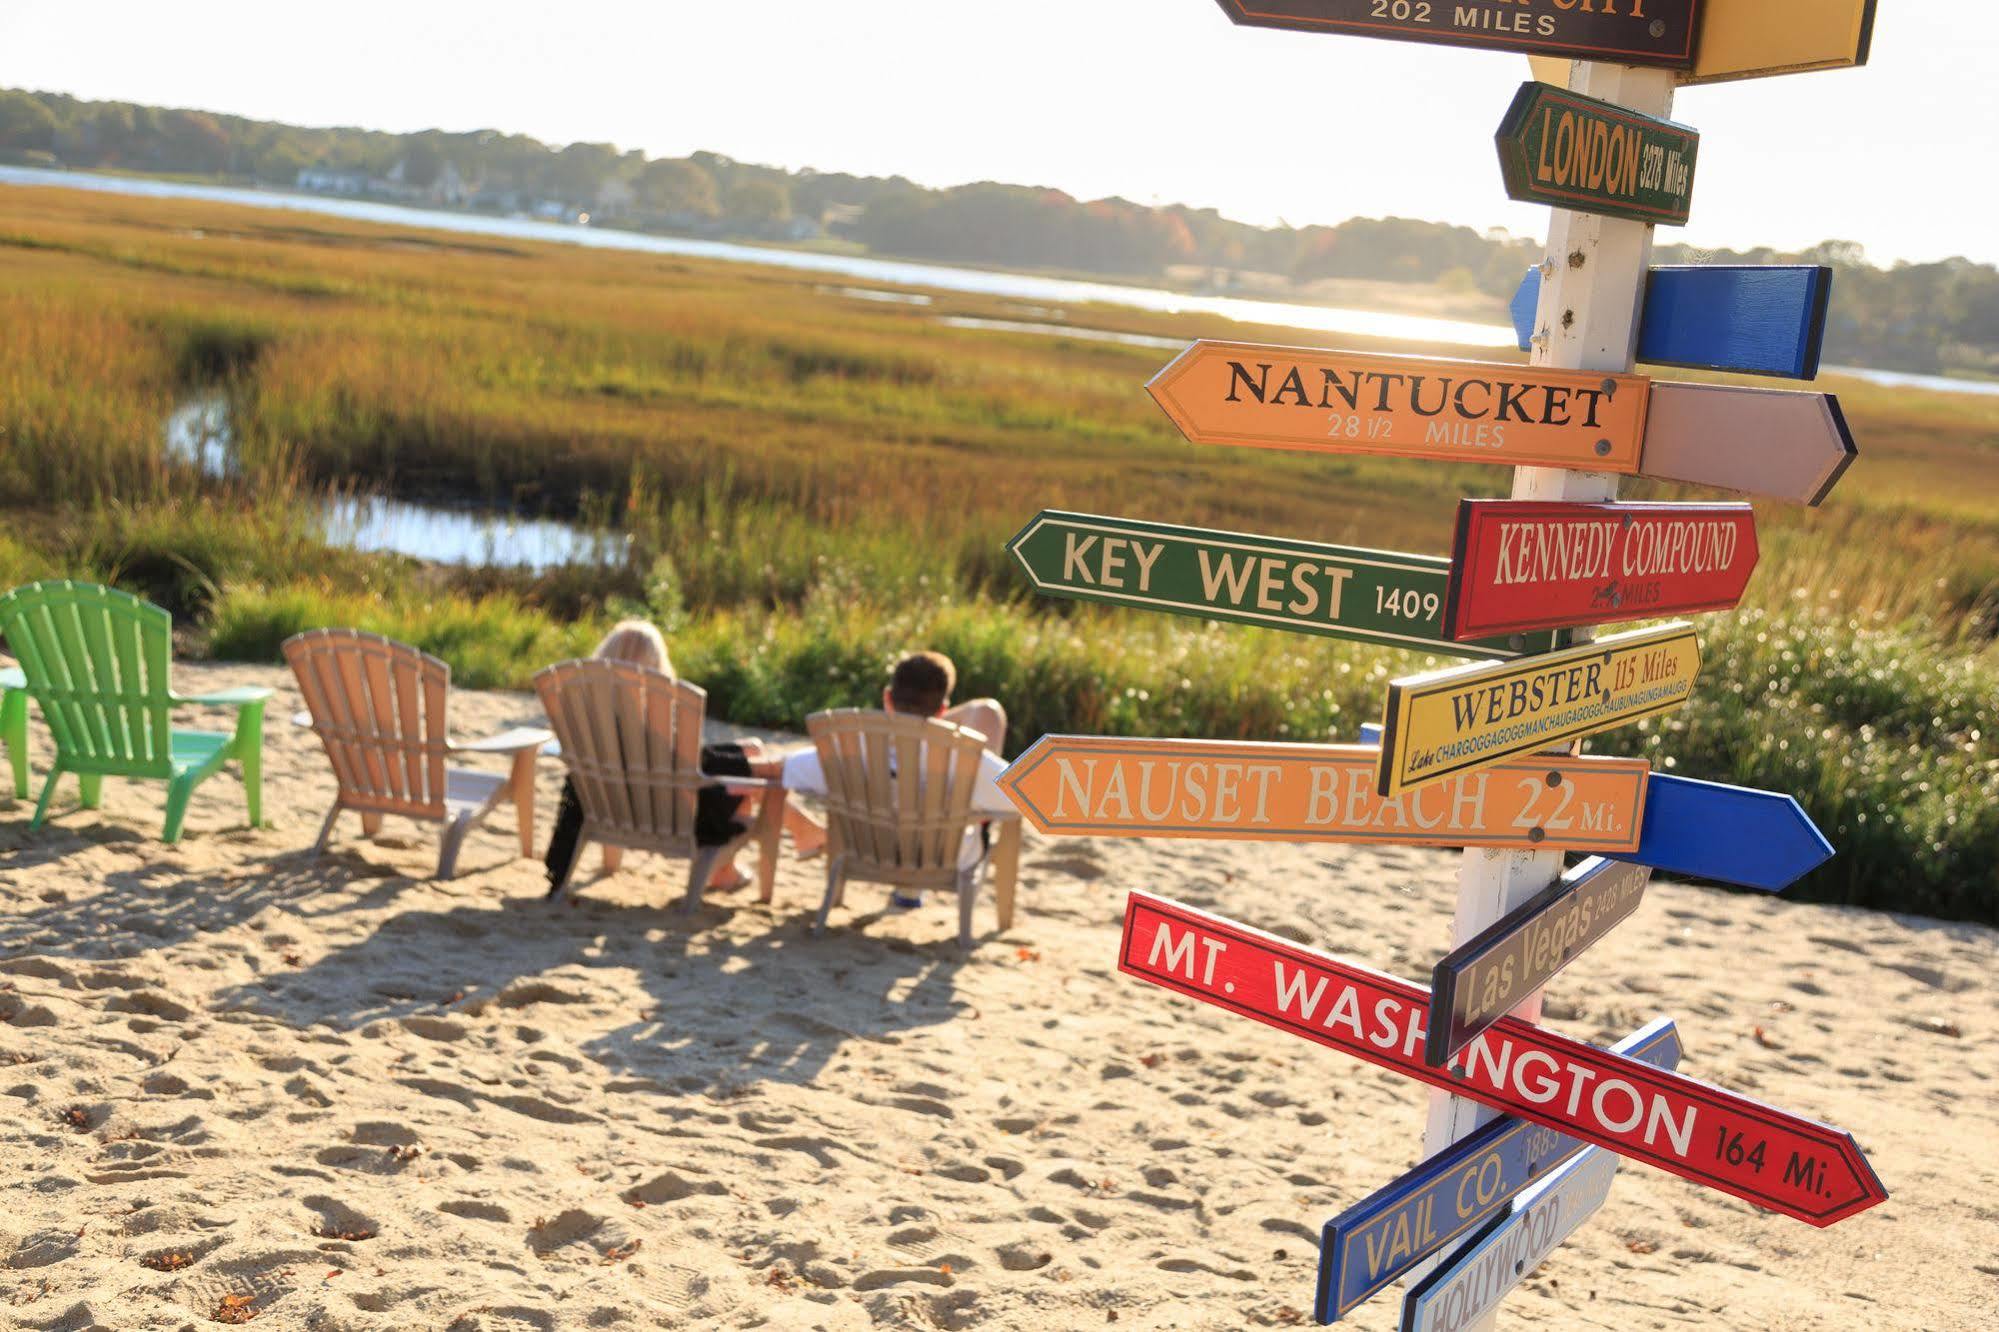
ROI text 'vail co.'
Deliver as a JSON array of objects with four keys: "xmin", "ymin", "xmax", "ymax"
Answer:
[{"xmin": 996, "ymin": 0, "xmax": 1883, "ymax": 1326}]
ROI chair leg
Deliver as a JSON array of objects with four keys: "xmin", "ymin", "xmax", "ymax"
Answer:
[
  {"xmin": 753, "ymin": 789, "xmax": 785, "ymax": 905},
  {"xmin": 814, "ymin": 858, "xmax": 846, "ymax": 936},
  {"xmin": 601, "ymin": 845, "xmax": 624, "ymax": 875},
  {"xmin": 314, "ymin": 802, "xmax": 342, "ymax": 853},
  {"xmin": 233, "ymin": 701, "xmax": 266, "ymax": 828},
  {"xmin": 162, "ymin": 774, "xmax": 196, "ymax": 845},
  {"xmin": 992, "ymin": 820, "xmax": 1022, "ymax": 933},
  {"xmin": 437, "ymin": 813, "xmax": 474, "ymax": 880},
  {"xmin": 683, "ymin": 845, "xmax": 726, "ymax": 911},
  {"xmin": 956, "ymin": 867, "xmax": 979, "ymax": 949},
  {"xmin": 359, "ymin": 811, "xmax": 383, "ymax": 838},
  {"xmin": 28, "ymin": 767, "xmax": 65, "ymax": 830},
  {"xmin": 77, "ymin": 773, "xmax": 103, "ymax": 810},
  {"xmin": 1, "ymin": 688, "xmax": 27, "ymax": 799},
  {"xmin": 510, "ymin": 749, "xmax": 538, "ymax": 859}
]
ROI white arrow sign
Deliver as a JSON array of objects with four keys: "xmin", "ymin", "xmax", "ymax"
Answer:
[{"xmin": 1400, "ymin": 1147, "xmax": 1619, "ymax": 1332}]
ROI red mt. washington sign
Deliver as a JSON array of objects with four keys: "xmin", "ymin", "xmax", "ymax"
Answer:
[
  {"xmin": 1120, "ymin": 893, "xmax": 1889, "ymax": 1226},
  {"xmin": 1444, "ymin": 500, "xmax": 1758, "ymax": 641}
]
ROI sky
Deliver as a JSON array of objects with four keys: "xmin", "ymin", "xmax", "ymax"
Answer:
[{"xmin": 2, "ymin": 1, "xmax": 1994, "ymax": 267}]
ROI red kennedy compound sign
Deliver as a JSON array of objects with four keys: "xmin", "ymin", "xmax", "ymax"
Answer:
[
  {"xmin": 1120, "ymin": 893, "xmax": 1886, "ymax": 1226},
  {"xmin": 1444, "ymin": 499, "xmax": 1758, "ymax": 641}
]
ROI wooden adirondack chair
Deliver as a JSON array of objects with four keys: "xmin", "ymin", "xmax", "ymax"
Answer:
[
  {"xmin": 534, "ymin": 658, "xmax": 785, "ymax": 907},
  {"xmin": 0, "ymin": 581, "xmax": 269, "ymax": 841},
  {"xmin": 807, "ymin": 708, "xmax": 1022, "ymax": 949},
  {"xmin": 1, "ymin": 664, "xmax": 26, "ymax": 798},
  {"xmin": 283, "ymin": 629, "xmax": 551, "ymax": 879}
]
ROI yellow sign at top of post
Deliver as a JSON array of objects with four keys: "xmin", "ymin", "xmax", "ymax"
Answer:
[{"xmin": 1529, "ymin": 0, "xmax": 1876, "ymax": 85}]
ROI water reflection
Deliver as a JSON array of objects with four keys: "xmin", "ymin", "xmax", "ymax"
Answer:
[{"xmin": 162, "ymin": 395, "xmax": 625, "ymax": 571}]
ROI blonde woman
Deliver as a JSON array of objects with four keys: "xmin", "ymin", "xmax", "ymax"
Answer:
[{"xmin": 543, "ymin": 619, "xmax": 824, "ymax": 893}]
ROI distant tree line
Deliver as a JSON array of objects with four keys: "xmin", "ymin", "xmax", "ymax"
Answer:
[{"xmin": 3, "ymin": 87, "xmax": 1995, "ymax": 377}]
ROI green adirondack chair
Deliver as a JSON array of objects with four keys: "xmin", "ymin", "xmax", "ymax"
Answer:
[
  {"xmin": 1, "ymin": 664, "xmax": 26, "ymax": 798},
  {"xmin": 0, "ymin": 581, "xmax": 270, "ymax": 842}
]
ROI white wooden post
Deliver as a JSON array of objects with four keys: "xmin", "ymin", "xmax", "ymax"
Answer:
[{"xmin": 1411, "ymin": 60, "xmax": 1675, "ymax": 1325}]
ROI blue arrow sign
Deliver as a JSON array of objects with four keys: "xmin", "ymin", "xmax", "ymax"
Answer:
[
  {"xmin": 1351, "ymin": 728, "xmax": 1830, "ymax": 890},
  {"xmin": 1511, "ymin": 265, "xmax": 1833, "ymax": 379},
  {"xmin": 1314, "ymin": 1017, "xmax": 1680, "ymax": 1323},
  {"xmin": 1610, "ymin": 772, "xmax": 1833, "ymax": 892}
]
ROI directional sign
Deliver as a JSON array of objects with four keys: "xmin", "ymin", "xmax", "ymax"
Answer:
[
  {"xmin": 1400, "ymin": 1148, "xmax": 1619, "ymax": 1332},
  {"xmin": 1211, "ymin": 0, "xmax": 1702, "ymax": 69},
  {"xmin": 1496, "ymin": 81, "xmax": 1698, "ymax": 227},
  {"xmin": 1642, "ymin": 381, "xmax": 1857, "ymax": 506},
  {"xmin": 1525, "ymin": 1, "xmax": 1876, "ymax": 85},
  {"xmin": 1121, "ymin": 893, "xmax": 1889, "ymax": 1225},
  {"xmin": 1147, "ymin": 342, "xmax": 1650, "ymax": 474},
  {"xmin": 1316, "ymin": 1017, "xmax": 1680, "ymax": 1323},
  {"xmin": 998, "ymin": 737, "xmax": 1650, "ymax": 853},
  {"xmin": 1376, "ymin": 623, "xmax": 1700, "ymax": 798},
  {"xmin": 1007, "ymin": 511, "xmax": 1559, "ymax": 659},
  {"xmin": 1443, "ymin": 499, "xmax": 1759, "ymax": 641},
  {"xmin": 1611, "ymin": 772, "xmax": 1834, "ymax": 891},
  {"xmin": 1511, "ymin": 265, "xmax": 1834, "ymax": 379},
  {"xmin": 1427, "ymin": 858, "xmax": 1653, "ymax": 1069}
]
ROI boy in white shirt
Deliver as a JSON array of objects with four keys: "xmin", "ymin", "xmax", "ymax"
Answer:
[{"xmin": 779, "ymin": 651, "xmax": 1012, "ymax": 904}]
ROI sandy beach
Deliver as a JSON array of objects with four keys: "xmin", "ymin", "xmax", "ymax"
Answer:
[{"xmin": 0, "ymin": 660, "xmax": 1992, "ymax": 1331}]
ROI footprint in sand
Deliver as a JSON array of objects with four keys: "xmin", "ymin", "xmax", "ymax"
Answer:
[
  {"xmin": 303, "ymin": 1195, "xmax": 381, "ymax": 1242},
  {"xmin": 622, "ymin": 1169, "xmax": 728, "ymax": 1206}
]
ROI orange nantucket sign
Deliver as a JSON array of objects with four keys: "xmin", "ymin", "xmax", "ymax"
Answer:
[
  {"xmin": 998, "ymin": 736, "xmax": 1649, "ymax": 854},
  {"xmin": 1147, "ymin": 342, "xmax": 1650, "ymax": 474}
]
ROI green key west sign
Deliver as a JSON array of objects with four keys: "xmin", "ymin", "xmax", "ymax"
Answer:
[
  {"xmin": 1497, "ymin": 81, "xmax": 1699, "ymax": 227},
  {"xmin": 1008, "ymin": 511, "xmax": 1558, "ymax": 659}
]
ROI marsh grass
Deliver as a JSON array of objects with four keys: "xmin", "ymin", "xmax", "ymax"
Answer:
[{"xmin": 1, "ymin": 183, "xmax": 1995, "ymax": 920}]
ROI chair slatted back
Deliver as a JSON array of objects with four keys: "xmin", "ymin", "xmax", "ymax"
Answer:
[
  {"xmin": 283, "ymin": 629, "xmax": 450, "ymax": 818},
  {"xmin": 535, "ymin": 659, "xmax": 708, "ymax": 851},
  {"xmin": 0, "ymin": 581, "xmax": 175, "ymax": 777},
  {"xmin": 807, "ymin": 709, "xmax": 986, "ymax": 884}
]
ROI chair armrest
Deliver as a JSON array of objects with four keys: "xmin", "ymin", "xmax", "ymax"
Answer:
[
  {"xmin": 449, "ymin": 726, "xmax": 555, "ymax": 755},
  {"xmin": 712, "ymin": 775, "xmax": 785, "ymax": 793},
  {"xmin": 173, "ymin": 686, "xmax": 275, "ymax": 707},
  {"xmin": 0, "ymin": 666, "xmax": 24, "ymax": 690}
]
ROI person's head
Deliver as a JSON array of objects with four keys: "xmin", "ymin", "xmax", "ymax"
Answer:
[
  {"xmin": 883, "ymin": 650, "xmax": 955, "ymax": 718},
  {"xmin": 594, "ymin": 619, "xmax": 673, "ymax": 675}
]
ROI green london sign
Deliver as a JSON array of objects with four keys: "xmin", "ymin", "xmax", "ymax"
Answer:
[
  {"xmin": 1007, "ymin": 511, "xmax": 1558, "ymax": 660},
  {"xmin": 1496, "ymin": 81, "xmax": 1699, "ymax": 228}
]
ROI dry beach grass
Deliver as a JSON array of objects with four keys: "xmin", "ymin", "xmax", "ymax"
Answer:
[{"xmin": 0, "ymin": 661, "xmax": 1992, "ymax": 1331}]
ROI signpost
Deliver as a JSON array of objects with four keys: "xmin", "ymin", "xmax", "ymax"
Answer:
[
  {"xmin": 1399, "ymin": 1148, "xmax": 1620, "ymax": 1332},
  {"xmin": 1375, "ymin": 622, "xmax": 1700, "ymax": 797},
  {"xmin": 1006, "ymin": 511, "xmax": 1558, "ymax": 658},
  {"xmin": 1315, "ymin": 1017, "xmax": 1680, "ymax": 1323},
  {"xmin": 1442, "ymin": 499, "xmax": 1759, "ymax": 640},
  {"xmin": 1145, "ymin": 342, "xmax": 1651, "ymax": 474},
  {"xmin": 1611, "ymin": 772, "xmax": 1834, "ymax": 890},
  {"xmin": 1210, "ymin": 0, "xmax": 1703, "ymax": 68},
  {"xmin": 1426, "ymin": 858, "xmax": 1652, "ymax": 1068},
  {"xmin": 1510, "ymin": 265, "xmax": 1834, "ymax": 379},
  {"xmin": 1496, "ymin": 81, "xmax": 1698, "ymax": 227},
  {"xmin": 1121, "ymin": 892, "xmax": 1889, "ymax": 1225},
  {"xmin": 998, "ymin": 737, "xmax": 1650, "ymax": 853},
  {"xmin": 1641, "ymin": 381, "xmax": 1858, "ymax": 506}
]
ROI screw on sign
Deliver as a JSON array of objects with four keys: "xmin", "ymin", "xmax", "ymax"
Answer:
[
  {"xmin": 1442, "ymin": 499, "xmax": 1759, "ymax": 640},
  {"xmin": 1119, "ymin": 893, "xmax": 1888, "ymax": 1226},
  {"xmin": 1006, "ymin": 510, "xmax": 1560, "ymax": 659},
  {"xmin": 998, "ymin": 736, "xmax": 1651, "ymax": 853},
  {"xmin": 1210, "ymin": 0, "xmax": 1703, "ymax": 68},
  {"xmin": 1316, "ymin": 1017, "xmax": 1680, "ymax": 1322},
  {"xmin": 1145, "ymin": 342, "xmax": 1651, "ymax": 474}
]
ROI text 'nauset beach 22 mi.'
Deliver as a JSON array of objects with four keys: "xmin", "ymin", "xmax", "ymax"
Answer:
[{"xmin": 999, "ymin": 0, "xmax": 1886, "ymax": 1324}]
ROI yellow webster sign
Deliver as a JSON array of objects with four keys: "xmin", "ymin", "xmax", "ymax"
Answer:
[{"xmin": 1376, "ymin": 623, "xmax": 1700, "ymax": 797}]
